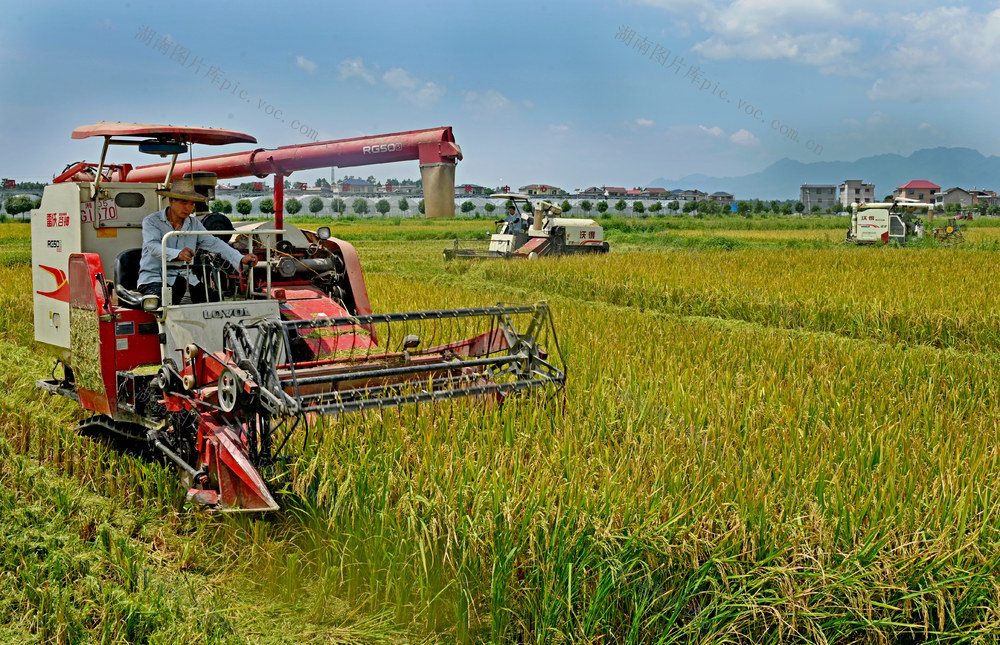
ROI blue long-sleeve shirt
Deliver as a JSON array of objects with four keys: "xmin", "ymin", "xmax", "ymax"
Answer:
[{"xmin": 138, "ymin": 208, "xmax": 244, "ymax": 287}]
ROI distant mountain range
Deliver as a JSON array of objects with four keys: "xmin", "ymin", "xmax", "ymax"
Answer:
[{"xmin": 646, "ymin": 147, "xmax": 1000, "ymax": 200}]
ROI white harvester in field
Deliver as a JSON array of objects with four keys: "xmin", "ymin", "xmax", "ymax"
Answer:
[
  {"xmin": 847, "ymin": 200, "xmax": 933, "ymax": 245},
  {"xmin": 444, "ymin": 194, "xmax": 608, "ymax": 260}
]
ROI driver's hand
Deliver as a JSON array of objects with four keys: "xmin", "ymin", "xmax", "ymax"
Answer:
[
  {"xmin": 240, "ymin": 253, "xmax": 258, "ymax": 267},
  {"xmin": 176, "ymin": 247, "xmax": 195, "ymax": 262}
]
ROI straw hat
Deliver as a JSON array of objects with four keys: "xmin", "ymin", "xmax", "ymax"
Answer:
[{"xmin": 155, "ymin": 179, "xmax": 207, "ymax": 202}]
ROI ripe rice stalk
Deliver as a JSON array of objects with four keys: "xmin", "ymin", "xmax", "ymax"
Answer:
[{"xmin": 4, "ymin": 222, "xmax": 1000, "ymax": 639}]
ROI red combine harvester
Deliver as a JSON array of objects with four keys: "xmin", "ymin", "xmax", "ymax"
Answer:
[{"xmin": 33, "ymin": 123, "xmax": 564, "ymax": 511}]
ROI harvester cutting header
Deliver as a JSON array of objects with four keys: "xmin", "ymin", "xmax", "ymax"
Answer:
[{"xmin": 33, "ymin": 122, "xmax": 564, "ymax": 512}]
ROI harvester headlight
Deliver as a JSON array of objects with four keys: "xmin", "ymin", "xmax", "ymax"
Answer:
[
  {"xmin": 141, "ymin": 295, "xmax": 160, "ymax": 311},
  {"xmin": 316, "ymin": 226, "xmax": 331, "ymax": 240}
]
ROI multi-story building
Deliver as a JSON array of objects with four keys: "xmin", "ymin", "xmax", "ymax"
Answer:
[
  {"xmin": 894, "ymin": 180, "xmax": 939, "ymax": 203},
  {"xmin": 800, "ymin": 184, "xmax": 838, "ymax": 211},
  {"xmin": 839, "ymin": 180, "xmax": 875, "ymax": 206}
]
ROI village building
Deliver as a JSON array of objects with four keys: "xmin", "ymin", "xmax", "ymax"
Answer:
[
  {"xmin": 894, "ymin": 180, "xmax": 939, "ymax": 203},
  {"xmin": 800, "ymin": 184, "xmax": 838, "ymax": 211},
  {"xmin": 340, "ymin": 178, "xmax": 377, "ymax": 194},
  {"xmin": 934, "ymin": 187, "xmax": 973, "ymax": 208},
  {"xmin": 519, "ymin": 184, "xmax": 565, "ymax": 196},
  {"xmin": 839, "ymin": 180, "xmax": 876, "ymax": 206}
]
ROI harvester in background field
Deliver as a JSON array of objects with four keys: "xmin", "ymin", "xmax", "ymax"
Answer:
[
  {"xmin": 444, "ymin": 193, "xmax": 609, "ymax": 259},
  {"xmin": 846, "ymin": 199, "xmax": 934, "ymax": 245},
  {"xmin": 32, "ymin": 122, "xmax": 565, "ymax": 511}
]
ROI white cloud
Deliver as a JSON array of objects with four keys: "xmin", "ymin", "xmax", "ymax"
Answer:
[
  {"xmin": 636, "ymin": 0, "xmax": 878, "ymax": 74},
  {"xmin": 698, "ymin": 125, "xmax": 725, "ymax": 137},
  {"xmin": 383, "ymin": 68, "xmax": 446, "ymax": 108},
  {"xmin": 681, "ymin": 0, "xmax": 861, "ymax": 69},
  {"xmin": 918, "ymin": 122, "xmax": 942, "ymax": 138},
  {"xmin": 463, "ymin": 89, "xmax": 514, "ymax": 117},
  {"xmin": 633, "ymin": 0, "xmax": 708, "ymax": 9},
  {"xmin": 337, "ymin": 59, "xmax": 444, "ymax": 107},
  {"xmin": 867, "ymin": 6, "xmax": 1000, "ymax": 100},
  {"xmin": 549, "ymin": 124, "xmax": 570, "ymax": 133},
  {"xmin": 407, "ymin": 82, "xmax": 446, "ymax": 108},
  {"xmin": 382, "ymin": 67, "xmax": 418, "ymax": 91},
  {"xmin": 337, "ymin": 57, "xmax": 376, "ymax": 85},
  {"xmin": 866, "ymin": 111, "xmax": 888, "ymax": 128},
  {"xmin": 634, "ymin": 118, "xmax": 655, "ymax": 127},
  {"xmin": 296, "ymin": 56, "xmax": 317, "ymax": 74},
  {"xmin": 637, "ymin": 1, "xmax": 1000, "ymax": 93},
  {"xmin": 729, "ymin": 129, "xmax": 760, "ymax": 146}
]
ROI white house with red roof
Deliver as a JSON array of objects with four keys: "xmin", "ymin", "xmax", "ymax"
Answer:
[
  {"xmin": 894, "ymin": 180, "xmax": 940, "ymax": 202},
  {"xmin": 518, "ymin": 183, "xmax": 564, "ymax": 196}
]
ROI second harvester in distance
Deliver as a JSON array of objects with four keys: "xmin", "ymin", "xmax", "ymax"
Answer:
[{"xmin": 444, "ymin": 193, "xmax": 609, "ymax": 259}]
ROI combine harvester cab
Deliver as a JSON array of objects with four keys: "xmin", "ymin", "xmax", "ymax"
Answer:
[
  {"xmin": 847, "ymin": 200, "xmax": 932, "ymax": 245},
  {"xmin": 444, "ymin": 193, "xmax": 609, "ymax": 260},
  {"xmin": 33, "ymin": 123, "xmax": 565, "ymax": 512}
]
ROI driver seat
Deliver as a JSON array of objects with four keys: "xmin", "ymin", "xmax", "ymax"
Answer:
[{"xmin": 114, "ymin": 248, "xmax": 159, "ymax": 310}]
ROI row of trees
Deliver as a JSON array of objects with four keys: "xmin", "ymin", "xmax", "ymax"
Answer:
[
  {"xmin": 207, "ymin": 196, "xmax": 814, "ymax": 219},
  {"xmin": 2, "ymin": 195, "xmax": 41, "ymax": 216},
  {"xmin": 208, "ymin": 194, "xmax": 1000, "ymax": 219},
  {"xmin": 212, "ymin": 197, "xmax": 420, "ymax": 217},
  {"xmin": 943, "ymin": 201, "xmax": 1000, "ymax": 216},
  {"xmin": 236, "ymin": 177, "xmax": 424, "ymax": 191}
]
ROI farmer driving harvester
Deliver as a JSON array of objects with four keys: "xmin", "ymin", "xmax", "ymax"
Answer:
[{"xmin": 137, "ymin": 178, "xmax": 257, "ymax": 305}]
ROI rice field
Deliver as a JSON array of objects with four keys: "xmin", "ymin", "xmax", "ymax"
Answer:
[{"xmin": 3, "ymin": 215, "xmax": 1000, "ymax": 643}]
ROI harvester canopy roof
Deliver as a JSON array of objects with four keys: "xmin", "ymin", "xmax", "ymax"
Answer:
[
  {"xmin": 858, "ymin": 201, "xmax": 935, "ymax": 210},
  {"xmin": 72, "ymin": 122, "xmax": 257, "ymax": 146}
]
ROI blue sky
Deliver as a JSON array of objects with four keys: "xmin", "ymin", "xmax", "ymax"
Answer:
[{"xmin": 2, "ymin": 0, "xmax": 998, "ymax": 191}]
